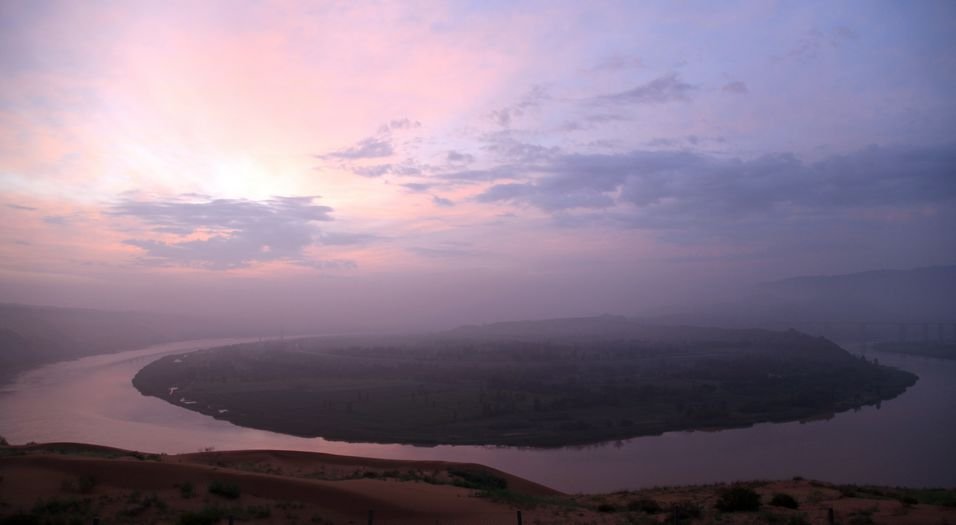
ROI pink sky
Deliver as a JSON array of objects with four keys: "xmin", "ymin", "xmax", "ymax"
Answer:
[{"xmin": 2, "ymin": 1, "xmax": 954, "ymax": 330}]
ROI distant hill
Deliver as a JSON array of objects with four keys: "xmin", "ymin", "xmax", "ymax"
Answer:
[
  {"xmin": 755, "ymin": 265, "xmax": 956, "ymax": 322},
  {"xmin": 446, "ymin": 314, "xmax": 798, "ymax": 343},
  {"xmin": 653, "ymin": 265, "xmax": 956, "ymax": 341},
  {"xmin": 0, "ymin": 303, "xmax": 252, "ymax": 382}
]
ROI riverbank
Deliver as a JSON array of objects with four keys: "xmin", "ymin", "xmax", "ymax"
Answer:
[{"xmin": 1, "ymin": 442, "xmax": 954, "ymax": 524}]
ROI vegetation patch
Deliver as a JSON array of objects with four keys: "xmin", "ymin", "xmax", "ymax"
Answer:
[
  {"xmin": 132, "ymin": 326, "xmax": 918, "ymax": 447},
  {"xmin": 769, "ymin": 492, "xmax": 799, "ymax": 509},
  {"xmin": 627, "ymin": 497, "xmax": 662, "ymax": 514},
  {"xmin": 208, "ymin": 480, "xmax": 241, "ymax": 500},
  {"xmin": 32, "ymin": 496, "xmax": 94, "ymax": 517},
  {"xmin": 668, "ymin": 500, "xmax": 702, "ymax": 523},
  {"xmin": 176, "ymin": 481, "xmax": 195, "ymax": 499},
  {"xmin": 448, "ymin": 468, "xmax": 507, "ymax": 491},
  {"xmin": 715, "ymin": 485, "xmax": 762, "ymax": 512},
  {"xmin": 177, "ymin": 506, "xmax": 226, "ymax": 525}
]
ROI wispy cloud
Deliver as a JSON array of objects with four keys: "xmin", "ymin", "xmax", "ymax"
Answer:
[
  {"xmin": 408, "ymin": 244, "xmax": 479, "ymax": 258},
  {"xmin": 490, "ymin": 85, "xmax": 548, "ymax": 127},
  {"xmin": 432, "ymin": 195, "xmax": 454, "ymax": 207},
  {"xmin": 446, "ymin": 150, "xmax": 475, "ymax": 164},
  {"xmin": 111, "ymin": 195, "xmax": 344, "ymax": 270},
  {"xmin": 588, "ymin": 55, "xmax": 643, "ymax": 72},
  {"xmin": 722, "ymin": 81, "xmax": 748, "ymax": 94},
  {"xmin": 42, "ymin": 215, "xmax": 70, "ymax": 225},
  {"xmin": 597, "ymin": 73, "xmax": 695, "ymax": 104},
  {"xmin": 321, "ymin": 136, "xmax": 394, "ymax": 160},
  {"xmin": 473, "ymin": 144, "xmax": 956, "ymax": 240},
  {"xmin": 776, "ymin": 26, "xmax": 860, "ymax": 63}
]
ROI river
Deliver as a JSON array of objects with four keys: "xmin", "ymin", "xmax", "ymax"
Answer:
[{"xmin": 0, "ymin": 338, "xmax": 953, "ymax": 493}]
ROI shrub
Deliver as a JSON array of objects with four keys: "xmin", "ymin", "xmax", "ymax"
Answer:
[
  {"xmin": 596, "ymin": 502, "xmax": 617, "ymax": 513},
  {"xmin": 448, "ymin": 469, "xmax": 507, "ymax": 491},
  {"xmin": 669, "ymin": 500, "xmax": 702, "ymax": 522},
  {"xmin": 123, "ymin": 491, "xmax": 167, "ymax": 516},
  {"xmin": 177, "ymin": 482, "xmax": 195, "ymax": 499},
  {"xmin": 208, "ymin": 480, "xmax": 241, "ymax": 499},
  {"xmin": 0, "ymin": 515, "xmax": 40, "ymax": 525},
  {"xmin": 627, "ymin": 497, "xmax": 662, "ymax": 514},
  {"xmin": 76, "ymin": 475, "xmax": 97, "ymax": 494},
  {"xmin": 770, "ymin": 492, "xmax": 799, "ymax": 509},
  {"xmin": 60, "ymin": 475, "xmax": 96, "ymax": 494},
  {"xmin": 839, "ymin": 486, "xmax": 858, "ymax": 498},
  {"xmin": 246, "ymin": 504, "xmax": 271, "ymax": 518},
  {"xmin": 32, "ymin": 496, "xmax": 93, "ymax": 516},
  {"xmin": 178, "ymin": 506, "xmax": 225, "ymax": 525},
  {"xmin": 715, "ymin": 485, "xmax": 761, "ymax": 512},
  {"xmin": 0, "ymin": 435, "xmax": 8, "ymax": 447},
  {"xmin": 897, "ymin": 495, "xmax": 918, "ymax": 506}
]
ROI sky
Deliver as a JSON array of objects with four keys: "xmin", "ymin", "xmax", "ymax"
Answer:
[{"xmin": 1, "ymin": 1, "xmax": 955, "ymax": 331}]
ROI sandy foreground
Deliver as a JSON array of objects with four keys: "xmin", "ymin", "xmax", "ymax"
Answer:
[{"xmin": 1, "ymin": 442, "xmax": 954, "ymax": 524}]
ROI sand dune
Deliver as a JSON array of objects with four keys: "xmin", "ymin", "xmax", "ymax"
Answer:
[{"xmin": 2, "ymin": 442, "xmax": 954, "ymax": 524}]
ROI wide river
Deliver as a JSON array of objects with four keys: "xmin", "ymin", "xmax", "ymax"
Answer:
[{"xmin": 0, "ymin": 338, "xmax": 954, "ymax": 493}]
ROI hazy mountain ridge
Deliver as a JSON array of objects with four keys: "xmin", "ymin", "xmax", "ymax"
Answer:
[
  {"xmin": 755, "ymin": 265, "xmax": 956, "ymax": 322},
  {"xmin": 0, "ymin": 303, "xmax": 252, "ymax": 381},
  {"xmin": 650, "ymin": 265, "xmax": 956, "ymax": 336},
  {"xmin": 446, "ymin": 314, "xmax": 828, "ymax": 345}
]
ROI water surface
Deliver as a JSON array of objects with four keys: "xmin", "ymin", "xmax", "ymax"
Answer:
[{"xmin": 1, "ymin": 339, "xmax": 953, "ymax": 493}]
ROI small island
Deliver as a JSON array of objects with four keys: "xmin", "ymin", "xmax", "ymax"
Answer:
[{"xmin": 132, "ymin": 317, "xmax": 918, "ymax": 447}]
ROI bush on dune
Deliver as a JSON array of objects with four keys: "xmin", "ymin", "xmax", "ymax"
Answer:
[
  {"xmin": 208, "ymin": 480, "xmax": 241, "ymax": 499},
  {"xmin": 715, "ymin": 485, "xmax": 761, "ymax": 512},
  {"xmin": 178, "ymin": 507, "xmax": 225, "ymax": 525},
  {"xmin": 770, "ymin": 492, "xmax": 799, "ymax": 509}
]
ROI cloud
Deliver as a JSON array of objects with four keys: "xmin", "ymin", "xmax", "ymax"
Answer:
[
  {"xmin": 350, "ymin": 164, "xmax": 393, "ymax": 177},
  {"xmin": 320, "ymin": 118, "xmax": 420, "ymax": 161},
  {"xmin": 589, "ymin": 55, "xmax": 643, "ymax": 72},
  {"xmin": 446, "ymin": 150, "xmax": 475, "ymax": 164},
  {"xmin": 833, "ymin": 25, "xmax": 858, "ymax": 41},
  {"xmin": 6, "ymin": 203, "xmax": 36, "ymax": 211},
  {"xmin": 322, "ymin": 136, "xmax": 394, "ymax": 160},
  {"xmin": 315, "ymin": 231, "xmax": 382, "ymax": 246},
  {"xmin": 42, "ymin": 215, "xmax": 70, "ymax": 225},
  {"xmin": 597, "ymin": 73, "xmax": 695, "ymax": 104},
  {"xmin": 481, "ymin": 131, "xmax": 560, "ymax": 163},
  {"xmin": 440, "ymin": 165, "xmax": 523, "ymax": 183},
  {"xmin": 348, "ymin": 161, "xmax": 424, "ymax": 178},
  {"xmin": 490, "ymin": 85, "xmax": 548, "ymax": 127},
  {"xmin": 408, "ymin": 245, "xmax": 479, "ymax": 258},
  {"xmin": 777, "ymin": 27, "xmax": 859, "ymax": 63},
  {"xmin": 379, "ymin": 118, "xmax": 421, "ymax": 132},
  {"xmin": 401, "ymin": 182, "xmax": 434, "ymax": 192},
  {"xmin": 111, "ymin": 195, "xmax": 346, "ymax": 269},
  {"xmin": 722, "ymin": 81, "xmax": 748, "ymax": 94},
  {"xmin": 431, "ymin": 195, "xmax": 454, "ymax": 207},
  {"xmin": 558, "ymin": 112, "xmax": 631, "ymax": 132},
  {"xmin": 473, "ymin": 144, "xmax": 956, "ymax": 239}
]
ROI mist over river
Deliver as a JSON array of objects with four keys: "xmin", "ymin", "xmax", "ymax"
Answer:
[{"xmin": 1, "ymin": 339, "xmax": 953, "ymax": 493}]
